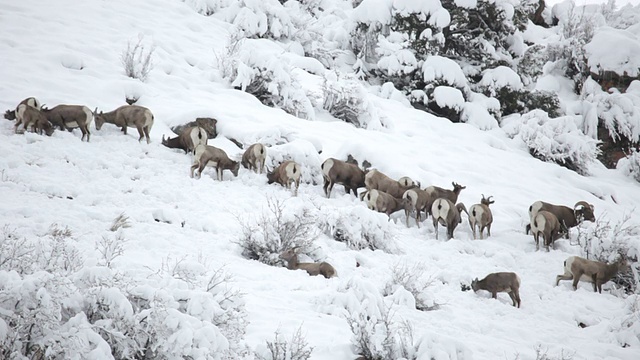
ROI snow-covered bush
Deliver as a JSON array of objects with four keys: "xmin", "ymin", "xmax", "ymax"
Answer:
[
  {"xmin": 121, "ymin": 36, "xmax": 155, "ymax": 82},
  {"xmin": 267, "ymin": 138, "xmax": 324, "ymax": 185},
  {"xmin": 518, "ymin": 44, "xmax": 548, "ymax": 86},
  {"xmin": 214, "ymin": 0, "xmax": 296, "ymax": 40},
  {"xmin": 516, "ymin": 110, "xmax": 600, "ymax": 174},
  {"xmin": 618, "ymin": 149, "xmax": 640, "ymax": 183},
  {"xmin": 547, "ymin": 2, "xmax": 600, "ymax": 91},
  {"xmin": 235, "ymin": 198, "xmax": 319, "ymax": 265},
  {"xmin": 383, "ymin": 262, "xmax": 438, "ymax": 311},
  {"xmin": 223, "ymin": 39, "xmax": 315, "ymax": 120},
  {"xmin": 318, "ymin": 205, "xmax": 398, "ymax": 253},
  {"xmin": 428, "ymin": 85, "xmax": 465, "ymax": 122},
  {"xmin": 322, "ymin": 71, "xmax": 384, "ymax": 129},
  {"xmin": 254, "ymin": 326, "xmax": 313, "ymax": 360},
  {"xmin": 0, "ymin": 225, "xmax": 248, "ymax": 359},
  {"xmin": 183, "ymin": 0, "xmax": 223, "ymax": 16}
]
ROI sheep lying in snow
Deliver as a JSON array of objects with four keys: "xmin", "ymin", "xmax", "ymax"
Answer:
[
  {"xmin": 279, "ymin": 249, "xmax": 337, "ymax": 279},
  {"xmin": 162, "ymin": 126, "xmax": 208, "ymax": 154}
]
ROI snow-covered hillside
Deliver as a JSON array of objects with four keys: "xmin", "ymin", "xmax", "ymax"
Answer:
[{"xmin": 1, "ymin": 0, "xmax": 639, "ymax": 359}]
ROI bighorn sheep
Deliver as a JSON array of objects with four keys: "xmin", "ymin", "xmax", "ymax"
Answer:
[
  {"xmin": 321, "ymin": 158, "xmax": 366, "ymax": 198},
  {"xmin": 162, "ymin": 126, "xmax": 207, "ymax": 154},
  {"xmin": 190, "ymin": 144, "xmax": 239, "ymax": 180},
  {"xmin": 402, "ymin": 188, "xmax": 432, "ymax": 227},
  {"xmin": 424, "ymin": 182, "xmax": 466, "ymax": 216},
  {"xmin": 279, "ymin": 249, "xmax": 337, "ymax": 279},
  {"xmin": 94, "ymin": 105, "xmax": 154, "ymax": 144},
  {"xmin": 365, "ymin": 189, "xmax": 405, "ymax": 217},
  {"xmin": 526, "ymin": 201, "xmax": 595, "ymax": 236},
  {"xmin": 364, "ymin": 169, "xmax": 417, "ymax": 199},
  {"xmin": 471, "ymin": 272, "xmax": 521, "ymax": 308},
  {"xmin": 431, "ymin": 198, "xmax": 468, "ymax": 240},
  {"xmin": 468, "ymin": 195, "xmax": 494, "ymax": 239},
  {"xmin": 556, "ymin": 256, "xmax": 628, "ymax": 293},
  {"xmin": 5, "ymin": 97, "xmax": 41, "ymax": 133},
  {"xmin": 17, "ymin": 104, "xmax": 54, "ymax": 136},
  {"xmin": 267, "ymin": 160, "xmax": 301, "ymax": 196},
  {"xmin": 40, "ymin": 105, "xmax": 93, "ymax": 141},
  {"xmin": 241, "ymin": 143, "xmax": 267, "ymax": 174},
  {"xmin": 530, "ymin": 210, "xmax": 564, "ymax": 251}
]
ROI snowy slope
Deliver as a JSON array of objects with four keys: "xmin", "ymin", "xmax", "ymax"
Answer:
[{"xmin": 1, "ymin": 1, "xmax": 639, "ymax": 359}]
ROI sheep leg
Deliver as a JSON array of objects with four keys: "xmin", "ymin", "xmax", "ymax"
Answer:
[
  {"xmin": 323, "ymin": 179, "xmax": 331, "ymax": 198},
  {"xmin": 571, "ymin": 270, "xmax": 584, "ymax": 290},
  {"xmin": 487, "ymin": 224, "xmax": 491, "ymax": 237},
  {"xmin": 143, "ymin": 126, "xmax": 151, "ymax": 144},
  {"xmin": 510, "ymin": 291, "xmax": 521, "ymax": 308},
  {"xmin": 592, "ymin": 274, "xmax": 599, "ymax": 293},
  {"xmin": 533, "ymin": 232, "xmax": 540, "ymax": 251},
  {"xmin": 294, "ymin": 178, "xmax": 300, "ymax": 196},
  {"xmin": 190, "ymin": 162, "xmax": 199, "ymax": 178},
  {"xmin": 555, "ymin": 272, "xmax": 573, "ymax": 286},
  {"xmin": 415, "ymin": 211, "xmax": 421, "ymax": 229},
  {"xmin": 405, "ymin": 208, "xmax": 411, "ymax": 228},
  {"xmin": 135, "ymin": 125, "xmax": 145, "ymax": 143},
  {"xmin": 491, "ymin": 291, "xmax": 497, "ymax": 299},
  {"xmin": 433, "ymin": 218, "xmax": 439, "ymax": 240},
  {"xmin": 447, "ymin": 225, "xmax": 454, "ymax": 240}
]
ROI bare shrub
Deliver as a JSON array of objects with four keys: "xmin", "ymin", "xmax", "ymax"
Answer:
[
  {"xmin": 256, "ymin": 325, "xmax": 313, "ymax": 360},
  {"xmin": 41, "ymin": 224, "xmax": 82, "ymax": 275},
  {"xmin": 347, "ymin": 306, "xmax": 418, "ymax": 360},
  {"xmin": 235, "ymin": 197, "xmax": 318, "ymax": 265},
  {"xmin": 533, "ymin": 344, "xmax": 575, "ymax": 360},
  {"xmin": 214, "ymin": 29, "xmax": 244, "ymax": 80},
  {"xmin": 121, "ymin": 36, "xmax": 155, "ymax": 82},
  {"xmin": 0, "ymin": 225, "xmax": 37, "ymax": 274},
  {"xmin": 95, "ymin": 232, "xmax": 127, "ymax": 268}
]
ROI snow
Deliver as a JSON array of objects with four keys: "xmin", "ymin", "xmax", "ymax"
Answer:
[
  {"xmin": 1, "ymin": 0, "xmax": 640, "ymax": 359},
  {"xmin": 585, "ymin": 26, "xmax": 640, "ymax": 77},
  {"xmin": 479, "ymin": 66, "xmax": 524, "ymax": 94},
  {"xmin": 422, "ymin": 55, "xmax": 468, "ymax": 88}
]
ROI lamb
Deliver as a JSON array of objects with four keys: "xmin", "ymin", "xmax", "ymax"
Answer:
[
  {"xmin": 431, "ymin": 198, "xmax": 468, "ymax": 240},
  {"xmin": 5, "ymin": 97, "xmax": 41, "ymax": 134},
  {"xmin": 40, "ymin": 105, "xmax": 93, "ymax": 142},
  {"xmin": 424, "ymin": 182, "xmax": 466, "ymax": 216},
  {"xmin": 267, "ymin": 160, "xmax": 301, "ymax": 196},
  {"xmin": 279, "ymin": 249, "xmax": 337, "ymax": 279},
  {"xmin": 190, "ymin": 144, "xmax": 239, "ymax": 180},
  {"xmin": 364, "ymin": 169, "xmax": 417, "ymax": 199},
  {"xmin": 402, "ymin": 188, "xmax": 432, "ymax": 228},
  {"xmin": 526, "ymin": 200, "xmax": 595, "ymax": 236},
  {"xmin": 468, "ymin": 195, "xmax": 494, "ymax": 239},
  {"xmin": 556, "ymin": 256, "xmax": 628, "ymax": 293},
  {"xmin": 17, "ymin": 104, "xmax": 54, "ymax": 136},
  {"xmin": 94, "ymin": 105, "xmax": 154, "ymax": 144},
  {"xmin": 530, "ymin": 210, "xmax": 564, "ymax": 251},
  {"xmin": 162, "ymin": 126, "xmax": 208, "ymax": 154},
  {"xmin": 471, "ymin": 272, "xmax": 521, "ymax": 308},
  {"xmin": 321, "ymin": 158, "xmax": 366, "ymax": 198},
  {"xmin": 241, "ymin": 143, "xmax": 267, "ymax": 174},
  {"xmin": 365, "ymin": 189, "xmax": 405, "ymax": 217}
]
